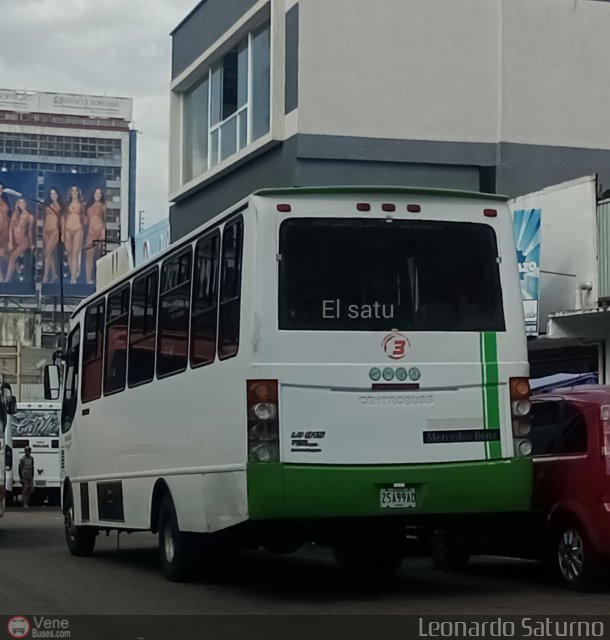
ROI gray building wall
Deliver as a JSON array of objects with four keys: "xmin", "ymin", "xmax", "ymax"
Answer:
[
  {"xmin": 170, "ymin": 0, "xmax": 610, "ymax": 240},
  {"xmin": 170, "ymin": 134, "xmax": 610, "ymax": 240}
]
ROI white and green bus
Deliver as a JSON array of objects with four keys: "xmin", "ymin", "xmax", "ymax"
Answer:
[{"xmin": 44, "ymin": 187, "xmax": 533, "ymax": 580}]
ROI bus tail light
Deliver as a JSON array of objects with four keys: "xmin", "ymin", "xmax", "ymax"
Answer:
[
  {"xmin": 510, "ymin": 377, "xmax": 532, "ymax": 456},
  {"xmin": 247, "ymin": 380, "xmax": 279, "ymax": 463}
]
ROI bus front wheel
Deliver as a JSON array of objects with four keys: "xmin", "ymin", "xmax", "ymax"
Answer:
[
  {"xmin": 64, "ymin": 486, "xmax": 97, "ymax": 557},
  {"xmin": 158, "ymin": 494, "xmax": 196, "ymax": 582}
]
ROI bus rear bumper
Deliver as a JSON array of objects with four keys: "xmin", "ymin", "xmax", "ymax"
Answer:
[{"xmin": 247, "ymin": 459, "xmax": 533, "ymax": 521}]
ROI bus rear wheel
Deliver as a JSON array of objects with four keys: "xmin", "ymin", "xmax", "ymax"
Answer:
[
  {"xmin": 158, "ymin": 494, "xmax": 197, "ymax": 582},
  {"xmin": 64, "ymin": 487, "xmax": 97, "ymax": 557}
]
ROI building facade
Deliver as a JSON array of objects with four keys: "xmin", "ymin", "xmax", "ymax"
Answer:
[
  {"xmin": 169, "ymin": 0, "xmax": 610, "ymax": 239},
  {"xmin": 0, "ymin": 88, "xmax": 135, "ymax": 348}
]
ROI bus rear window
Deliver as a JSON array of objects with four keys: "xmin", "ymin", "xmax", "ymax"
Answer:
[
  {"xmin": 11, "ymin": 410, "xmax": 60, "ymax": 437},
  {"xmin": 278, "ymin": 218, "xmax": 505, "ymax": 332}
]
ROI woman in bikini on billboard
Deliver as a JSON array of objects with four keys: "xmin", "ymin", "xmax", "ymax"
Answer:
[
  {"xmin": 63, "ymin": 185, "xmax": 86, "ymax": 284},
  {"xmin": 84, "ymin": 187, "xmax": 106, "ymax": 285},
  {"xmin": 5, "ymin": 198, "xmax": 34, "ymax": 283},
  {"xmin": 0, "ymin": 182, "xmax": 11, "ymax": 281},
  {"xmin": 42, "ymin": 187, "xmax": 63, "ymax": 283}
]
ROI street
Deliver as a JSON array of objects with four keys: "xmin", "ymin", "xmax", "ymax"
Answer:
[{"xmin": 2, "ymin": 507, "xmax": 610, "ymax": 616}]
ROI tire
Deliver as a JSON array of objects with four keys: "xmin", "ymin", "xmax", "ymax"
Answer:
[
  {"xmin": 431, "ymin": 529, "xmax": 471, "ymax": 571},
  {"xmin": 334, "ymin": 540, "xmax": 404, "ymax": 579},
  {"xmin": 555, "ymin": 523, "xmax": 605, "ymax": 592},
  {"xmin": 47, "ymin": 489, "xmax": 61, "ymax": 507},
  {"xmin": 64, "ymin": 486, "xmax": 97, "ymax": 557},
  {"xmin": 158, "ymin": 494, "xmax": 197, "ymax": 582}
]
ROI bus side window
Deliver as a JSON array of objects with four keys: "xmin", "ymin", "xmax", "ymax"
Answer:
[
  {"xmin": 190, "ymin": 231, "xmax": 220, "ymax": 368},
  {"xmin": 157, "ymin": 248, "xmax": 192, "ymax": 378},
  {"xmin": 104, "ymin": 285, "xmax": 130, "ymax": 395},
  {"xmin": 82, "ymin": 301, "xmax": 105, "ymax": 403},
  {"xmin": 63, "ymin": 325, "xmax": 80, "ymax": 433},
  {"xmin": 128, "ymin": 269, "xmax": 158, "ymax": 387},
  {"xmin": 218, "ymin": 217, "xmax": 243, "ymax": 360}
]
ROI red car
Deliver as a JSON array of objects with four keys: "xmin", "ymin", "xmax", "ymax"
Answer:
[{"xmin": 432, "ymin": 386, "xmax": 610, "ymax": 590}]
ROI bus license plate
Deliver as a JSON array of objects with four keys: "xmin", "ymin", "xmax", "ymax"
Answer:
[
  {"xmin": 379, "ymin": 487, "xmax": 416, "ymax": 509},
  {"xmin": 35, "ymin": 480, "xmax": 46, "ymax": 487}
]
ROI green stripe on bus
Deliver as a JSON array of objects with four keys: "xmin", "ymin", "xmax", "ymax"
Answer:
[
  {"xmin": 482, "ymin": 332, "xmax": 502, "ymax": 460},
  {"xmin": 479, "ymin": 333, "xmax": 489, "ymax": 459}
]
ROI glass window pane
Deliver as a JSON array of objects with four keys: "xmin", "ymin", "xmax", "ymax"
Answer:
[
  {"xmin": 557, "ymin": 403, "xmax": 588, "ymax": 455},
  {"xmin": 278, "ymin": 219, "xmax": 505, "ymax": 332},
  {"xmin": 210, "ymin": 65, "xmax": 222, "ymax": 126},
  {"xmin": 238, "ymin": 109, "xmax": 248, "ymax": 150},
  {"xmin": 210, "ymin": 129, "xmax": 220, "ymax": 168},
  {"xmin": 105, "ymin": 286, "xmax": 130, "ymax": 395},
  {"xmin": 82, "ymin": 301, "xmax": 105, "ymax": 403},
  {"xmin": 218, "ymin": 218, "xmax": 243, "ymax": 359},
  {"xmin": 157, "ymin": 250, "xmax": 192, "ymax": 377},
  {"xmin": 191, "ymin": 232, "xmax": 220, "ymax": 367},
  {"xmin": 530, "ymin": 401, "xmax": 561, "ymax": 456},
  {"xmin": 128, "ymin": 270, "xmax": 158, "ymax": 387},
  {"xmin": 220, "ymin": 115, "xmax": 237, "ymax": 162},
  {"xmin": 251, "ymin": 24, "xmax": 270, "ymax": 141},
  {"xmin": 238, "ymin": 41, "xmax": 248, "ymax": 108},
  {"xmin": 61, "ymin": 326, "xmax": 80, "ymax": 433},
  {"xmin": 182, "ymin": 78, "xmax": 208, "ymax": 182},
  {"xmin": 222, "ymin": 49, "xmax": 239, "ymax": 120}
]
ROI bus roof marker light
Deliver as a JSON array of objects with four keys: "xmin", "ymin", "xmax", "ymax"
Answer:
[
  {"xmin": 395, "ymin": 367, "xmax": 408, "ymax": 381},
  {"xmin": 382, "ymin": 367, "xmax": 394, "ymax": 381},
  {"xmin": 357, "ymin": 203, "xmax": 371, "ymax": 212},
  {"xmin": 407, "ymin": 204, "xmax": 421, "ymax": 213},
  {"xmin": 277, "ymin": 204, "xmax": 291, "ymax": 213},
  {"xmin": 483, "ymin": 209, "xmax": 497, "ymax": 217},
  {"xmin": 382, "ymin": 203, "xmax": 396, "ymax": 212},
  {"xmin": 408, "ymin": 367, "xmax": 421, "ymax": 381}
]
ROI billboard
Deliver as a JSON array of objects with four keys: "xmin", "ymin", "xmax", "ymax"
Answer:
[
  {"xmin": 512, "ymin": 208, "xmax": 541, "ymax": 336},
  {"xmin": 0, "ymin": 172, "xmax": 38, "ymax": 295},
  {"xmin": 41, "ymin": 172, "xmax": 107, "ymax": 298},
  {"xmin": 0, "ymin": 88, "xmax": 132, "ymax": 121}
]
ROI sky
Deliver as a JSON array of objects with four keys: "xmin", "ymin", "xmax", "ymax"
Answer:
[{"xmin": 1, "ymin": 0, "xmax": 197, "ymax": 229}]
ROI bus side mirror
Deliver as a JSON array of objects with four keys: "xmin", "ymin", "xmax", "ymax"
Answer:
[
  {"xmin": 6, "ymin": 396, "xmax": 16, "ymax": 415},
  {"xmin": 1, "ymin": 382, "xmax": 16, "ymax": 415},
  {"xmin": 44, "ymin": 364, "xmax": 61, "ymax": 401}
]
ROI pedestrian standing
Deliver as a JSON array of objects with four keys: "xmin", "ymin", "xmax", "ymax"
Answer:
[{"xmin": 18, "ymin": 446, "xmax": 35, "ymax": 508}]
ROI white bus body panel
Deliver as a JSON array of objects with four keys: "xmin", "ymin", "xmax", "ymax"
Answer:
[{"xmin": 251, "ymin": 193, "xmax": 526, "ymax": 467}]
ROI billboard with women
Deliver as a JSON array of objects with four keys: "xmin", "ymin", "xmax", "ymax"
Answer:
[
  {"xmin": 0, "ymin": 172, "xmax": 38, "ymax": 295},
  {"xmin": 41, "ymin": 172, "xmax": 107, "ymax": 297}
]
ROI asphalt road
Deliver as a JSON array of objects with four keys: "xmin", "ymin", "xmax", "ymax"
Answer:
[{"xmin": 2, "ymin": 506, "xmax": 610, "ymax": 619}]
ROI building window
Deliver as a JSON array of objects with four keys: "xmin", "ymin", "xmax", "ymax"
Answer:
[{"xmin": 182, "ymin": 22, "xmax": 270, "ymax": 183}]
